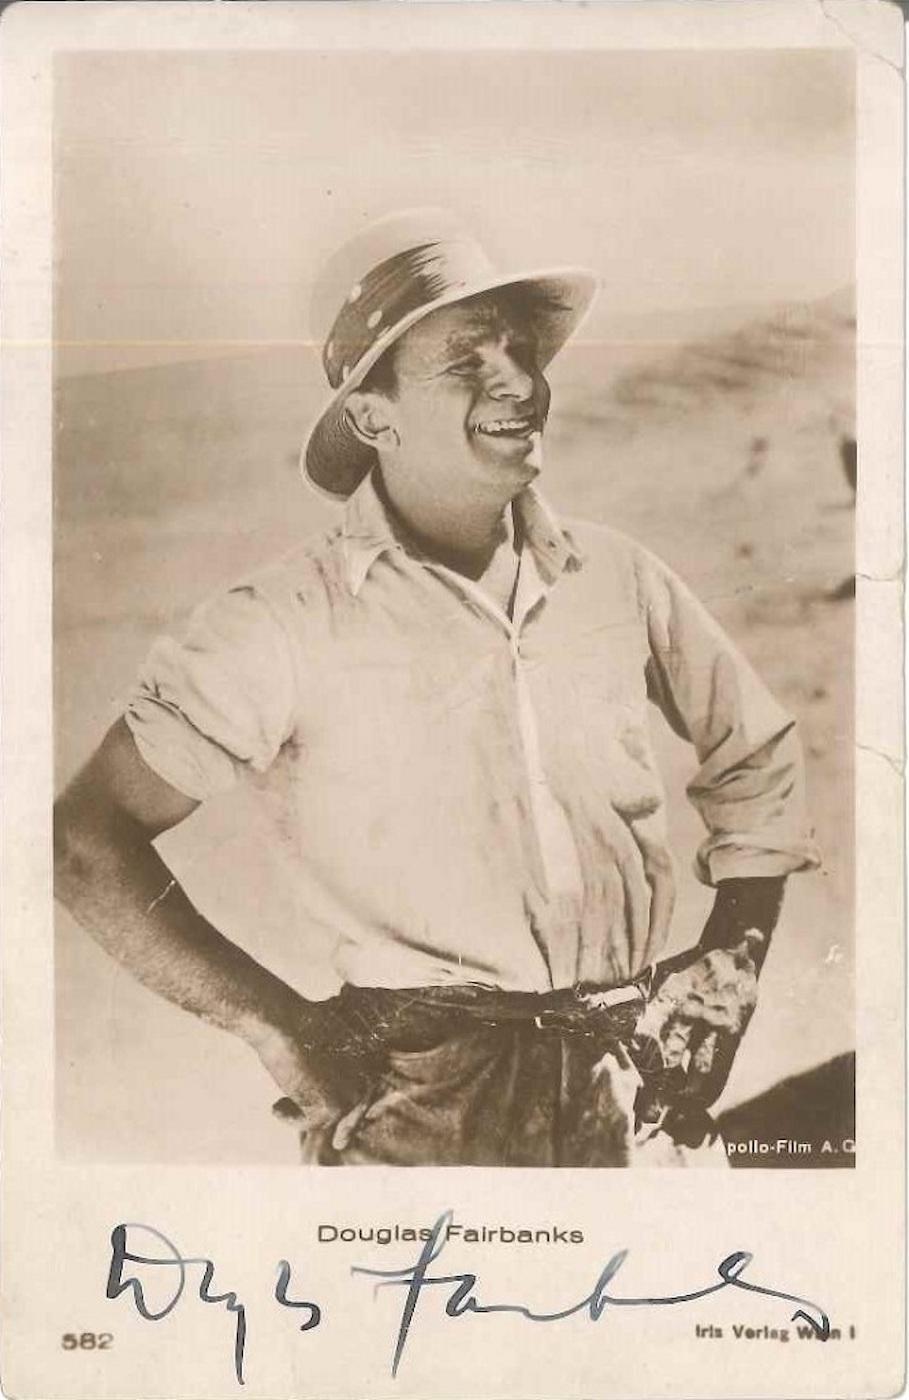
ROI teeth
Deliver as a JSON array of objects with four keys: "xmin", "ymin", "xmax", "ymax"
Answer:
[{"xmin": 475, "ymin": 419, "xmax": 533, "ymax": 435}]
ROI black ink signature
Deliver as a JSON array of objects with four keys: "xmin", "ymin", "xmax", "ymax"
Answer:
[
  {"xmin": 352, "ymin": 1211, "xmax": 831, "ymax": 1377},
  {"xmin": 106, "ymin": 1214, "xmax": 829, "ymax": 1385},
  {"xmin": 106, "ymin": 1224, "xmax": 321, "ymax": 1385}
]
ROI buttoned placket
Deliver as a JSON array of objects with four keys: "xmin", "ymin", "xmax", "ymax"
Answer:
[{"xmin": 422, "ymin": 549, "xmax": 586, "ymax": 988}]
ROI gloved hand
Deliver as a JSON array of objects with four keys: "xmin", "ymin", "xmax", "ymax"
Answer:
[{"xmin": 632, "ymin": 934, "xmax": 761, "ymax": 1138}]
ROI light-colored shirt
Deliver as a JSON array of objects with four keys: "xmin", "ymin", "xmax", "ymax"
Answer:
[{"xmin": 125, "ymin": 472, "xmax": 820, "ymax": 993}]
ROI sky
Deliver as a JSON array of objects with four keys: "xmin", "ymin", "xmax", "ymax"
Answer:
[{"xmin": 54, "ymin": 47, "xmax": 854, "ymax": 376}]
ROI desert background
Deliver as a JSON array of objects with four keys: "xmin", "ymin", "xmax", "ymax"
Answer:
[{"xmin": 53, "ymin": 47, "xmax": 855, "ymax": 1164}]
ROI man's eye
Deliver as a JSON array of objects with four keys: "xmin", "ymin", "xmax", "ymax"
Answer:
[
  {"xmin": 446, "ymin": 357, "xmax": 480, "ymax": 376},
  {"xmin": 509, "ymin": 339, "xmax": 536, "ymax": 365}
]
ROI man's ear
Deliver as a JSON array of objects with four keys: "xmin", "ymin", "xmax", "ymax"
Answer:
[{"xmin": 343, "ymin": 391, "xmax": 399, "ymax": 450}]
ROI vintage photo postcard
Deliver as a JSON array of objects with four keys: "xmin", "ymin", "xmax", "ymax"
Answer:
[{"xmin": 1, "ymin": 0, "xmax": 905, "ymax": 1395}]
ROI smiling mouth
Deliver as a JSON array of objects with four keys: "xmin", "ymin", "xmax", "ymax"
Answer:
[{"xmin": 472, "ymin": 416, "xmax": 539, "ymax": 439}]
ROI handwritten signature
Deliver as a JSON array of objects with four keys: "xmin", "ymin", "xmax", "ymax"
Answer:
[{"xmin": 106, "ymin": 1212, "xmax": 830, "ymax": 1385}]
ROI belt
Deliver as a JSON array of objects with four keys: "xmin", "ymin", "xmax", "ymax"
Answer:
[
  {"xmin": 280, "ymin": 967, "xmax": 712, "ymax": 1142},
  {"xmin": 292, "ymin": 970, "xmax": 658, "ymax": 1058},
  {"xmin": 328, "ymin": 976, "xmax": 709, "ymax": 1140}
]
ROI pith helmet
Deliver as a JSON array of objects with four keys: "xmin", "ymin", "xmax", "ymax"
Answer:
[{"xmin": 301, "ymin": 208, "xmax": 598, "ymax": 501}]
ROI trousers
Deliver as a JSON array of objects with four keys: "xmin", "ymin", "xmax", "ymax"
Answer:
[{"xmin": 291, "ymin": 984, "xmax": 728, "ymax": 1168}]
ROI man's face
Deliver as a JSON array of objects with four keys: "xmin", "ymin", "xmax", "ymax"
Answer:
[{"xmin": 378, "ymin": 291, "xmax": 552, "ymax": 501}]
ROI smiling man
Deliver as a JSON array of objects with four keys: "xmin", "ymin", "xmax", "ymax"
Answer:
[{"xmin": 54, "ymin": 210, "xmax": 821, "ymax": 1167}]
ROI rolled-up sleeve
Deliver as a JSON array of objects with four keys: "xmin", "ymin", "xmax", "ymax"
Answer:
[
  {"xmin": 124, "ymin": 585, "xmax": 298, "ymax": 801},
  {"xmin": 638, "ymin": 549, "xmax": 822, "ymax": 885}
]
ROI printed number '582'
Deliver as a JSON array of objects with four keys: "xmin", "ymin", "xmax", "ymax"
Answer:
[{"xmin": 61, "ymin": 1334, "xmax": 113, "ymax": 1350}]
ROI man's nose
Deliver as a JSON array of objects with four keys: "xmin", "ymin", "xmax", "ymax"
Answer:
[{"xmin": 486, "ymin": 346, "xmax": 537, "ymax": 403}]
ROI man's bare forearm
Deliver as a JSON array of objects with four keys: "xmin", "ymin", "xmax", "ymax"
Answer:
[{"xmin": 54, "ymin": 804, "xmax": 304, "ymax": 1050}]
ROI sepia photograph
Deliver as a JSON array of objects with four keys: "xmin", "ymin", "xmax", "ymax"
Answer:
[
  {"xmin": 51, "ymin": 44, "xmax": 858, "ymax": 1169},
  {"xmin": 2, "ymin": 4, "xmax": 904, "ymax": 1398}
]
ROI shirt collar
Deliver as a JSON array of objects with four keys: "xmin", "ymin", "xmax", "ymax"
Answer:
[
  {"xmin": 342, "ymin": 470, "xmax": 584, "ymax": 598},
  {"xmin": 341, "ymin": 471, "xmax": 403, "ymax": 596},
  {"xmin": 513, "ymin": 484, "xmax": 586, "ymax": 586}
]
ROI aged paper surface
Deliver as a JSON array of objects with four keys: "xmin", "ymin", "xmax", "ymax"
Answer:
[{"xmin": 0, "ymin": 1, "xmax": 904, "ymax": 1396}]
